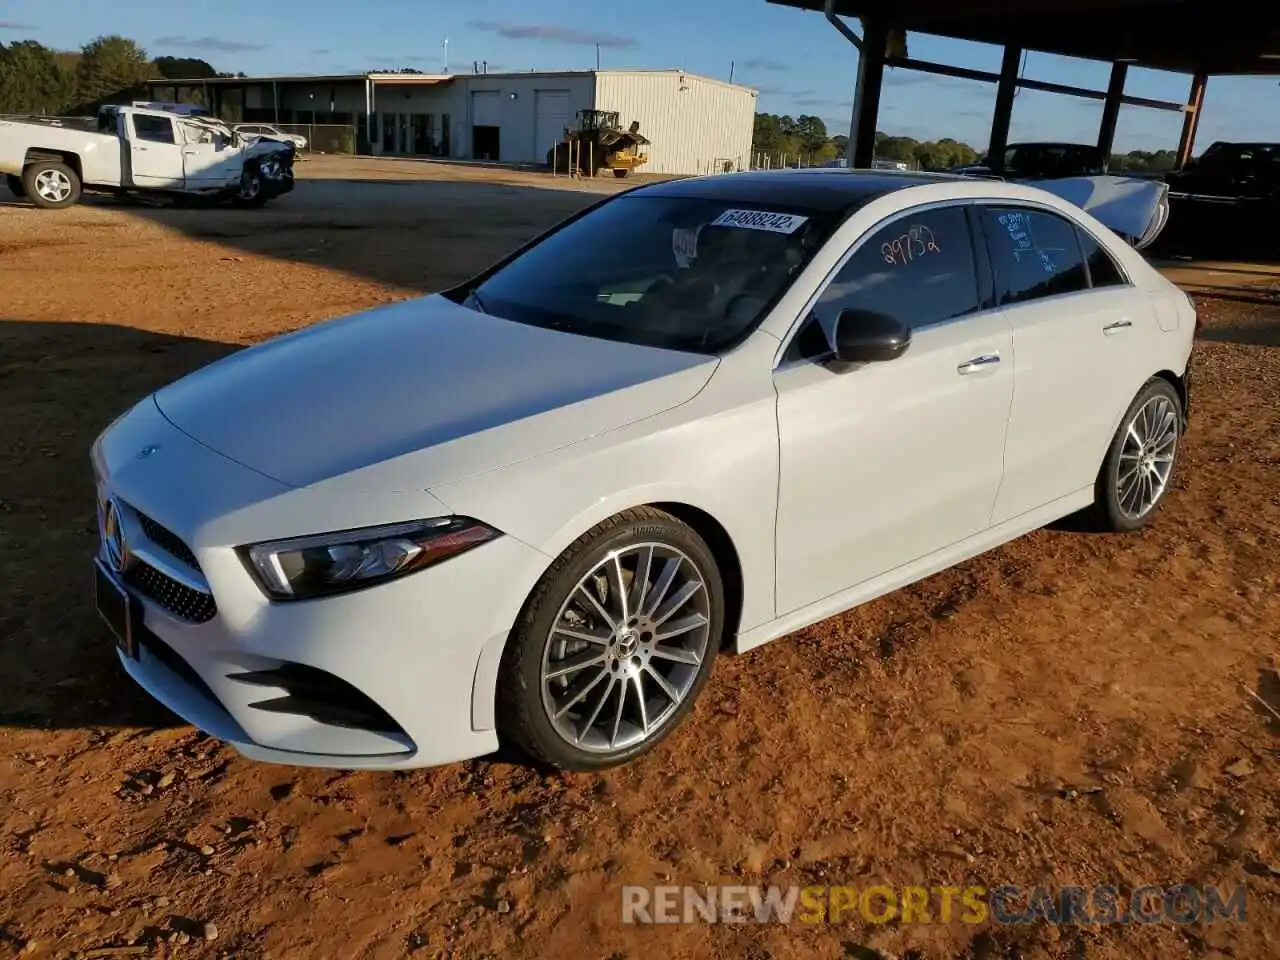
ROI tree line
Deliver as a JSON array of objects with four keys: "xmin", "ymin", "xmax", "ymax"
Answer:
[
  {"xmin": 753, "ymin": 112, "xmax": 1178, "ymax": 173},
  {"xmin": 0, "ymin": 35, "xmax": 240, "ymax": 117}
]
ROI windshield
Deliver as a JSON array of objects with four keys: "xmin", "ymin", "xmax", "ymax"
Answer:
[
  {"xmin": 461, "ymin": 194, "xmax": 839, "ymax": 354},
  {"xmin": 1198, "ymin": 142, "xmax": 1280, "ymax": 167}
]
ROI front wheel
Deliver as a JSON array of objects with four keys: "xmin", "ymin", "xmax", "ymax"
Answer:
[
  {"xmin": 22, "ymin": 160, "xmax": 81, "ymax": 209},
  {"xmin": 497, "ymin": 507, "xmax": 723, "ymax": 771},
  {"xmin": 612, "ymin": 168, "xmax": 631, "ymax": 179},
  {"xmin": 233, "ymin": 165, "xmax": 268, "ymax": 207},
  {"xmin": 1094, "ymin": 378, "xmax": 1183, "ymax": 531}
]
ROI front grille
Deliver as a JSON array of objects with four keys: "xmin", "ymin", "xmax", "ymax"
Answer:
[
  {"xmin": 125, "ymin": 563, "xmax": 217, "ymax": 623},
  {"xmin": 136, "ymin": 511, "xmax": 201, "ymax": 572}
]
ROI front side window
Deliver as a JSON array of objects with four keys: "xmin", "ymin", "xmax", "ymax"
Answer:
[
  {"xmin": 459, "ymin": 195, "xmax": 841, "ymax": 354},
  {"xmin": 980, "ymin": 206, "xmax": 1089, "ymax": 305},
  {"xmin": 786, "ymin": 205, "xmax": 981, "ymax": 360},
  {"xmin": 132, "ymin": 115, "xmax": 175, "ymax": 144}
]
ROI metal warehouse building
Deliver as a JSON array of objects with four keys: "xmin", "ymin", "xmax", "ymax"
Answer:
[{"xmin": 147, "ymin": 69, "xmax": 758, "ymax": 175}]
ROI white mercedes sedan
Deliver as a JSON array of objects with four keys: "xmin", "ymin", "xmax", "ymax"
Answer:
[{"xmin": 91, "ymin": 170, "xmax": 1195, "ymax": 772}]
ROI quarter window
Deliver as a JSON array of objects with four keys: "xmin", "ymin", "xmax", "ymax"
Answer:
[
  {"xmin": 1076, "ymin": 228, "xmax": 1127, "ymax": 288},
  {"xmin": 132, "ymin": 115, "xmax": 176, "ymax": 145},
  {"xmin": 787, "ymin": 205, "xmax": 981, "ymax": 360},
  {"xmin": 980, "ymin": 206, "xmax": 1089, "ymax": 305}
]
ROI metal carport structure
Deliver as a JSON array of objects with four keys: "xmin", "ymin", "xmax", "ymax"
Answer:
[{"xmin": 769, "ymin": 0, "xmax": 1280, "ymax": 171}]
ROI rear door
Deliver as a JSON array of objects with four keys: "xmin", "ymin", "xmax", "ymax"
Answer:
[
  {"xmin": 977, "ymin": 203, "xmax": 1153, "ymax": 523},
  {"xmin": 124, "ymin": 113, "xmax": 184, "ymax": 189}
]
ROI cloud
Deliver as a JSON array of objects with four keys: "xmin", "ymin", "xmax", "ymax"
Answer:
[
  {"xmin": 311, "ymin": 48, "xmax": 331, "ymax": 56},
  {"xmin": 469, "ymin": 20, "xmax": 636, "ymax": 48},
  {"xmin": 740, "ymin": 57, "xmax": 787, "ymax": 72},
  {"xmin": 153, "ymin": 36, "xmax": 267, "ymax": 53},
  {"xmin": 0, "ymin": 20, "xmax": 36, "ymax": 29}
]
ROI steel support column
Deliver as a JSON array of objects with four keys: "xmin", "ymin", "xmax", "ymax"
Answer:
[
  {"xmin": 987, "ymin": 45, "xmax": 1021, "ymax": 170},
  {"xmin": 1176, "ymin": 72, "xmax": 1207, "ymax": 169},
  {"xmin": 848, "ymin": 15, "xmax": 887, "ymax": 168},
  {"xmin": 1097, "ymin": 61, "xmax": 1127, "ymax": 167}
]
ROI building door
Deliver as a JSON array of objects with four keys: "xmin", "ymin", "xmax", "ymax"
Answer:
[
  {"xmin": 470, "ymin": 90, "xmax": 502, "ymax": 160},
  {"xmin": 534, "ymin": 89, "xmax": 570, "ymax": 165}
]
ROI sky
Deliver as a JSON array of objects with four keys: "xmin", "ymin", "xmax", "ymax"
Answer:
[{"xmin": 3, "ymin": 0, "xmax": 1279, "ymax": 154}]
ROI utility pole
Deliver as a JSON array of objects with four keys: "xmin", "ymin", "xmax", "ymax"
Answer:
[
  {"xmin": 729, "ymin": 59, "xmax": 735, "ymax": 84},
  {"xmin": 596, "ymin": 42, "xmax": 601, "ymax": 70},
  {"xmin": 442, "ymin": 37, "xmax": 449, "ymax": 73}
]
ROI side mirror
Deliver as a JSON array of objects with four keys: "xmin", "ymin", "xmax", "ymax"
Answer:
[{"xmin": 831, "ymin": 309, "xmax": 911, "ymax": 364}]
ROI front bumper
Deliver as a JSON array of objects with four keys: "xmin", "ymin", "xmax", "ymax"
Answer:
[{"xmin": 92, "ymin": 399, "xmax": 547, "ymax": 769}]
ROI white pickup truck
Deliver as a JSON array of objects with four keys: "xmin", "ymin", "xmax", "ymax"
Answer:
[{"xmin": 1, "ymin": 105, "xmax": 295, "ymax": 210}]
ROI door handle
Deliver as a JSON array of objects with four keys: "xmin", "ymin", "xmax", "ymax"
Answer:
[
  {"xmin": 957, "ymin": 354, "xmax": 1001, "ymax": 374},
  {"xmin": 1103, "ymin": 319, "xmax": 1133, "ymax": 334}
]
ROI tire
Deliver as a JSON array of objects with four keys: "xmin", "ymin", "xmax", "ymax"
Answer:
[
  {"xmin": 613, "ymin": 168, "xmax": 631, "ymax": 179},
  {"xmin": 1093, "ymin": 378, "xmax": 1183, "ymax": 532},
  {"xmin": 22, "ymin": 160, "xmax": 81, "ymax": 209},
  {"xmin": 6, "ymin": 174, "xmax": 25, "ymax": 198},
  {"xmin": 497, "ymin": 506, "xmax": 723, "ymax": 771},
  {"xmin": 233, "ymin": 165, "xmax": 268, "ymax": 207}
]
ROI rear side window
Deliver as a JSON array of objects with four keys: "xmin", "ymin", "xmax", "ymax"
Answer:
[
  {"xmin": 132, "ymin": 115, "xmax": 175, "ymax": 144},
  {"xmin": 980, "ymin": 206, "xmax": 1089, "ymax": 305},
  {"xmin": 1076, "ymin": 229, "xmax": 1127, "ymax": 288}
]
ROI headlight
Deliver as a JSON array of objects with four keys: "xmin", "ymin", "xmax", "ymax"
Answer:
[{"xmin": 240, "ymin": 517, "xmax": 501, "ymax": 601}]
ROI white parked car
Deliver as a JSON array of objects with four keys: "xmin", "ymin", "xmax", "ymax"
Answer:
[
  {"xmin": 233, "ymin": 123, "xmax": 308, "ymax": 151},
  {"xmin": 91, "ymin": 171, "xmax": 1195, "ymax": 772}
]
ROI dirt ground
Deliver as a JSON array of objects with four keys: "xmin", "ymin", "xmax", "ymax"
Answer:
[{"xmin": 0, "ymin": 156, "xmax": 1277, "ymax": 960}]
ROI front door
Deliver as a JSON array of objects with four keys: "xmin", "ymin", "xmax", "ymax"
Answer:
[
  {"xmin": 179, "ymin": 121, "xmax": 241, "ymax": 188},
  {"xmin": 975, "ymin": 204, "xmax": 1152, "ymax": 524},
  {"xmin": 126, "ymin": 114, "xmax": 184, "ymax": 189},
  {"xmin": 773, "ymin": 204, "xmax": 1014, "ymax": 614}
]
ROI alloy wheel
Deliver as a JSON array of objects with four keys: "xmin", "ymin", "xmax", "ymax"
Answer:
[
  {"xmin": 1116, "ymin": 394, "xmax": 1178, "ymax": 520},
  {"xmin": 34, "ymin": 169, "xmax": 72, "ymax": 203},
  {"xmin": 540, "ymin": 543, "xmax": 711, "ymax": 754}
]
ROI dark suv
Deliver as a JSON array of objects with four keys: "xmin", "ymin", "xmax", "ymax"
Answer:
[
  {"xmin": 1165, "ymin": 141, "xmax": 1280, "ymax": 209},
  {"xmin": 953, "ymin": 142, "xmax": 1106, "ymax": 181}
]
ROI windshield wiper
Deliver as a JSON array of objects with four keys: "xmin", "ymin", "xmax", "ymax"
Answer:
[{"xmin": 466, "ymin": 288, "xmax": 488, "ymax": 315}]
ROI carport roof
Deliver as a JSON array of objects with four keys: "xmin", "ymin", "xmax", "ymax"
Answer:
[{"xmin": 768, "ymin": 0, "xmax": 1280, "ymax": 75}]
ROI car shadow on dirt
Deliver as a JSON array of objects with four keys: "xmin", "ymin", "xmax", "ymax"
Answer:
[{"xmin": 0, "ymin": 320, "xmax": 239, "ymax": 731}]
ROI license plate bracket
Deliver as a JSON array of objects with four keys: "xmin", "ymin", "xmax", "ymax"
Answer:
[{"xmin": 94, "ymin": 559, "xmax": 138, "ymax": 660}]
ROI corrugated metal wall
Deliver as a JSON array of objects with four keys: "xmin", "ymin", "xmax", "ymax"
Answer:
[{"xmin": 593, "ymin": 71, "xmax": 756, "ymax": 175}]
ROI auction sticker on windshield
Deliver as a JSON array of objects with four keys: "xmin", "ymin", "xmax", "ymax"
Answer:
[{"xmin": 711, "ymin": 209, "xmax": 809, "ymax": 234}]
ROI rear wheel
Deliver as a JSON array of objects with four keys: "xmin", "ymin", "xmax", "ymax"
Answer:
[
  {"xmin": 22, "ymin": 160, "xmax": 81, "ymax": 209},
  {"xmin": 1094, "ymin": 378, "xmax": 1182, "ymax": 531},
  {"xmin": 5, "ymin": 174, "xmax": 25, "ymax": 198},
  {"xmin": 612, "ymin": 168, "xmax": 631, "ymax": 179},
  {"xmin": 497, "ymin": 507, "xmax": 723, "ymax": 771}
]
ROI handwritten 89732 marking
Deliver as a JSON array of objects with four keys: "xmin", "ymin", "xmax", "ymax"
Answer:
[{"xmin": 882, "ymin": 224, "xmax": 942, "ymax": 266}]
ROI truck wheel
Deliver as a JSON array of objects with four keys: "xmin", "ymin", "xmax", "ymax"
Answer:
[
  {"xmin": 613, "ymin": 168, "xmax": 631, "ymax": 179},
  {"xmin": 5, "ymin": 174, "xmax": 25, "ymax": 198},
  {"xmin": 234, "ymin": 166, "xmax": 268, "ymax": 208},
  {"xmin": 22, "ymin": 161, "xmax": 81, "ymax": 209}
]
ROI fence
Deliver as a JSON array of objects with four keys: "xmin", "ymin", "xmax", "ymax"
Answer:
[{"xmin": 260, "ymin": 123, "xmax": 357, "ymax": 156}]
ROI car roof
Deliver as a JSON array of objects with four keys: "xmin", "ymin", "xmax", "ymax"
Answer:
[{"xmin": 635, "ymin": 169, "xmax": 972, "ymax": 215}]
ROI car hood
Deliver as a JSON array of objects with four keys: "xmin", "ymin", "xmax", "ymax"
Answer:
[{"xmin": 154, "ymin": 295, "xmax": 717, "ymax": 490}]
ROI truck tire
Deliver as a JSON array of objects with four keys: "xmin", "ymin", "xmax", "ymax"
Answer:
[
  {"xmin": 233, "ymin": 165, "xmax": 269, "ymax": 208},
  {"xmin": 613, "ymin": 168, "xmax": 631, "ymax": 179},
  {"xmin": 22, "ymin": 160, "xmax": 81, "ymax": 209},
  {"xmin": 5, "ymin": 174, "xmax": 25, "ymax": 198}
]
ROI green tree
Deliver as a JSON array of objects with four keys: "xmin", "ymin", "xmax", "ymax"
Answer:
[
  {"xmin": 74, "ymin": 35, "xmax": 152, "ymax": 106},
  {"xmin": 152, "ymin": 56, "xmax": 217, "ymax": 79},
  {"xmin": 0, "ymin": 40, "xmax": 75, "ymax": 115}
]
